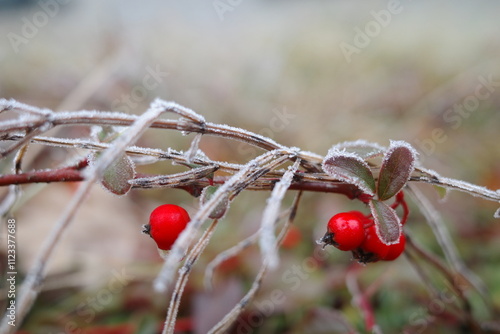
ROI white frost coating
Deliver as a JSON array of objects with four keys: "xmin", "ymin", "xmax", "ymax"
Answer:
[
  {"xmin": 297, "ymin": 149, "xmax": 323, "ymax": 161},
  {"xmin": 0, "ymin": 116, "xmax": 45, "ymax": 132},
  {"xmin": 186, "ymin": 133, "xmax": 202, "ymax": 163},
  {"xmin": 100, "ymin": 154, "xmax": 135, "ymax": 196},
  {"xmin": 18, "ymin": 114, "xmax": 46, "ymax": 123},
  {"xmin": 205, "ymin": 121, "xmax": 285, "ymax": 150},
  {"xmin": 414, "ymin": 166, "xmax": 441, "ymax": 179},
  {"xmin": 439, "ymin": 175, "xmax": 500, "ymax": 200},
  {"xmin": 259, "ymin": 159, "xmax": 300, "ymax": 269},
  {"xmin": 90, "ymin": 126, "xmax": 103, "ymax": 141},
  {"xmin": 130, "ymin": 165, "xmax": 217, "ymax": 188},
  {"xmin": 54, "ymin": 110, "xmax": 138, "ymax": 121},
  {"xmin": 494, "ymin": 207, "xmax": 500, "ymax": 219},
  {"xmin": 386, "ymin": 140, "xmax": 419, "ymax": 159},
  {"xmin": 413, "ymin": 167, "xmax": 500, "ymax": 202},
  {"xmin": 0, "ymin": 99, "xmax": 166, "ymax": 334},
  {"xmin": 83, "ymin": 100, "xmax": 168, "ymax": 179},
  {"xmin": 0, "ymin": 98, "xmax": 14, "ymax": 111},
  {"xmin": 377, "ymin": 140, "xmax": 418, "ymax": 200},
  {"xmin": 130, "ymin": 155, "xmax": 161, "ymax": 165},
  {"xmin": 383, "ymin": 140, "xmax": 419, "ymax": 174},
  {"xmin": 322, "ymin": 148, "xmax": 375, "ymax": 195},
  {"xmin": 382, "ymin": 140, "xmax": 419, "ymax": 175},
  {"xmin": 331, "ymin": 139, "xmax": 386, "ymax": 159},
  {"xmin": 153, "ymin": 98, "xmax": 206, "ymax": 124},
  {"xmin": 128, "ymin": 145, "xmax": 168, "ymax": 157},
  {"xmin": 0, "ymin": 98, "xmax": 52, "ymax": 116}
]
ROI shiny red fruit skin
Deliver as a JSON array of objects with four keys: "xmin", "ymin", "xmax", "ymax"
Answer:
[
  {"xmin": 149, "ymin": 204, "xmax": 190, "ymax": 251},
  {"xmin": 383, "ymin": 233, "xmax": 406, "ymax": 261},
  {"xmin": 326, "ymin": 212, "xmax": 365, "ymax": 251}
]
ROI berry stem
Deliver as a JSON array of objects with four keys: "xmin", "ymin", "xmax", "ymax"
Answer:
[
  {"xmin": 390, "ymin": 191, "xmax": 410, "ymax": 225},
  {"xmin": 0, "ymin": 158, "xmax": 88, "ymax": 185}
]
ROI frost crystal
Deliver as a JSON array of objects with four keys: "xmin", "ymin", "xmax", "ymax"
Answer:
[
  {"xmin": 322, "ymin": 149, "xmax": 376, "ymax": 195},
  {"xmin": 377, "ymin": 140, "xmax": 417, "ymax": 201},
  {"xmin": 494, "ymin": 207, "xmax": 500, "ymax": 219},
  {"xmin": 331, "ymin": 139, "xmax": 386, "ymax": 159}
]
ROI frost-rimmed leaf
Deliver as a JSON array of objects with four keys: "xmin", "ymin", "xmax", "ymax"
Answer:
[
  {"xmin": 377, "ymin": 141, "xmax": 417, "ymax": 201},
  {"xmin": 330, "ymin": 140, "xmax": 386, "ymax": 159},
  {"xmin": 369, "ymin": 199, "xmax": 402, "ymax": 245},
  {"xmin": 201, "ymin": 185, "xmax": 229, "ymax": 219},
  {"xmin": 322, "ymin": 149, "xmax": 376, "ymax": 195},
  {"xmin": 101, "ymin": 154, "xmax": 135, "ymax": 195}
]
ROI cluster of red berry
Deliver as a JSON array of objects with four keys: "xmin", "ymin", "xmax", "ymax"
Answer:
[
  {"xmin": 143, "ymin": 192, "xmax": 408, "ymax": 264},
  {"xmin": 320, "ymin": 192, "xmax": 408, "ymax": 263}
]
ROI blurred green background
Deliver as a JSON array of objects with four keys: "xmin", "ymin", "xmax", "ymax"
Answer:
[{"xmin": 1, "ymin": 1, "xmax": 499, "ymax": 333}]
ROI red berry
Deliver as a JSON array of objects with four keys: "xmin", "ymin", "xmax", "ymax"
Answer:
[
  {"xmin": 322, "ymin": 211, "xmax": 365, "ymax": 251},
  {"xmin": 382, "ymin": 233, "xmax": 406, "ymax": 261},
  {"xmin": 143, "ymin": 204, "xmax": 190, "ymax": 251},
  {"xmin": 346, "ymin": 210, "xmax": 368, "ymax": 223},
  {"xmin": 354, "ymin": 224, "xmax": 389, "ymax": 263}
]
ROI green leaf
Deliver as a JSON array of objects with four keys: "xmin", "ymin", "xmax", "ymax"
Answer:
[
  {"xmin": 377, "ymin": 141, "xmax": 417, "ymax": 201},
  {"xmin": 101, "ymin": 154, "xmax": 135, "ymax": 196},
  {"xmin": 433, "ymin": 185, "xmax": 448, "ymax": 199},
  {"xmin": 322, "ymin": 150, "xmax": 376, "ymax": 195},
  {"xmin": 369, "ymin": 199, "xmax": 402, "ymax": 245}
]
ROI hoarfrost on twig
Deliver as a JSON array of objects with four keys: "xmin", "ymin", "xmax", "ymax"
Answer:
[{"xmin": 259, "ymin": 158, "xmax": 300, "ymax": 269}]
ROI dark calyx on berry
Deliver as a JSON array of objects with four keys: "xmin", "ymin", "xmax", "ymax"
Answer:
[
  {"xmin": 142, "ymin": 224, "xmax": 151, "ymax": 235},
  {"xmin": 352, "ymin": 247, "xmax": 382, "ymax": 264},
  {"xmin": 320, "ymin": 232, "xmax": 338, "ymax": 249}
]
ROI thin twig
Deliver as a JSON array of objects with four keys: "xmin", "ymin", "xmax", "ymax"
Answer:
[
  {"xmin": 130, "ymin": 165, "xmax": 218, "ymax": 188},
  {"xmin": 407, "ymin": 185, "xmax": 490, "ymax": 304},
  {"xmin": 3, "ymin": 130, "xmax": 500, "ymax": 205},
  {"xmin": 0, "ymin": 161, "xmax": 87, "ymax": 186},
  {"xmin": 259, "ymin": 157, "xmax": 300, "ymax": 269},
  {"xmin": 0, "ymin": 99, "xmax": 172, "ymax": 333},
  {"xmin": 153, "ymin": 149, "xmax": 293, "ymax": 292},
  {"xmin": 207, "ymin": 191, "xmax": 303, "ymax": 333},
  {"xmin": 204, "ymin": 199, "xmax": 300, "ymax": 291},
  {"xmin": 163, "ymin": 219, "xmax": 219, "ymax": 334}
]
